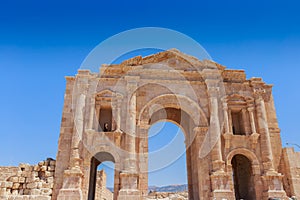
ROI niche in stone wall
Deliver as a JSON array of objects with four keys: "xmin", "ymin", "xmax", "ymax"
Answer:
[
  {"xmin": 99, "ymin": 106, "xmax": 112, "ymax": 132},
  {"xmin": 95, "ymin": 90, "xmax": 117, "ymax": 132},
  {"xmin": 227, "ymin": 94, "xmax": 252, "ymax": 136},
  {"xmin": 231, "ymin": 109, "xmax": 245, "ymax": 135}
]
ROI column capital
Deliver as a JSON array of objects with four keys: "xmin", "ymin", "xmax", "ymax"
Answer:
[
  {"xmin": 247, "ymin": 106, "xmax": 255, "ymax": 112},
  {"xmin": 207, "ymin": 87, "xmax": 220, "ymax": 98},
  {"xmin": 253, "ymin": 87, "xmax": 266, "ymax": 99}
]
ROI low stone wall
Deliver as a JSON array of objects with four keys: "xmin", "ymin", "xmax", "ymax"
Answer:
[
  {"xmin": 0, "ymin": 158, "xmax": 55, "ymax": 200},
  {"xmin": 0, "ymin": 167, "xmax": 19, "ymax": 182}
]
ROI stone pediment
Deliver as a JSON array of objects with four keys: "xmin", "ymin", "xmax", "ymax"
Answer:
[{"xmin": 101, "ymin": 49, "xmax": 226, "ymax": 75}]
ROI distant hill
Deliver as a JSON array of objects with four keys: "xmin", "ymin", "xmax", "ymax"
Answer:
[
  {"xmin": 107, "ymin": 184, "xmax": 188, "ymax": 193},
  {"xmin": 148, "ymin": 184, "xmax": 188, "ymax": 192}
]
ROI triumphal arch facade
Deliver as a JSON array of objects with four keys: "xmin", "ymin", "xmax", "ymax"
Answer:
[{"xmin": 53, "ymin": 49, "xmax": 299, "ymax": 200}]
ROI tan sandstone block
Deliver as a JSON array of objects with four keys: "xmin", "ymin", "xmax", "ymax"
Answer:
[
  {"xmin": 30, "ymin": 188, "xmax": 41, "ymax": 195},
  {"xmin": 12, "ymin": 183, "xmax": 20, "ymax": 189},
  {"xmin": 8, "ymin": 176, "xmax": 18, "ymax": 182},
  {"xmin": 40, "ymin": 188, "xmax": 52, "ymax": 196},
  {"xmin": 47, "ymin": 166, "xmax": 55, "ymax": 172},
  {"xmin": 26, "ymin": 182, "xmax": 38, "ymax": 189},
  {"xmin": 38, "ymin": 161, "xmax": 44, "ymax": 166},
  {"xmin": 11, "ymin": 189, "xmax": 18, "ymax": 195}
]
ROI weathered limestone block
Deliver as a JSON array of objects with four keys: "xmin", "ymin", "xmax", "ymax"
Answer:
[
  {"xmin": 26, "ymin": 182, "xmax": 37, "ymax": 189},
  {"xmin": 18, "ymin": 177, "xmax": 25, "ymax": 184},
  {"xmin": 47, "ymin": 166, "xmax": 55, "ymax": 172},
  {"xmin": 40, "ymin": 188, "xmax": 52, "ymax": 196},
  {"xmin": 11, "ymin": 189, "xmax": 18, "ymax": 195},
  {"xmin": 30, "ymin": 189, "xmax": 41, "ymax": 195},
  {"xmin": 0, "ymin": 188, "xmax": 6, "ymax": 196},
  {"xmin": 40, "ymin": 166, "xmax": 47, "ymax": 172},
  {"xmin": 12, "ymin": 183, "xmax": 20, "ymax": 190},
  {"xmin": 49, "ymin": 161, "xmax": 56, "ymax": 166},
  {"xmin": 6, "ymin": 189, "xmax": 11, "ymax": 195},
  {"xmin": 8, "ymin": 177, "xmax": 18, "ymax": 183},
  {"xmin": 45, "ymin": 171, "xmax": 53, "ymax": 177},
  {"xmin": 46, "ymin": 177, "xmax": 53, "ymax": 184},
  {"xmin": 23, "ymin": 189, "xmax": 30, "ymax": 195}
]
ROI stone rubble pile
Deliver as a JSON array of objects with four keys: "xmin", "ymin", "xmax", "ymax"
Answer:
[
  {"xmin": 0, "ymin": 158, "xmax": 55, "ymax": 200},
  {"xmin": 145, "ymin": 191, "xmax": 188, "ymax": 200}
]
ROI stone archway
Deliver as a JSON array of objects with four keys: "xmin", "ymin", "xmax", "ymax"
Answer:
[
  {"xmin": 54, "ymin": 49, "xmax": 289, "ymax": 200},
  {"xmin": 231, "ymin": 154, "xmax": 255, "ymax": 200},
  {"xmin": 88, "ymin": 152, "xmax": 115, "ymax": 200},
  {"xmin": 137, "ymin": 93, "xmax": 209, "ymax": 200},
  {"xmin": 226, "ymin": 148, "xmax": 261, "ymax": 200}
]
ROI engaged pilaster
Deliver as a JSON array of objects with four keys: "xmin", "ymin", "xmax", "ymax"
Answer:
[
  {"xmin": 203, "ymin": 69, "xmax": 224, "ymax": 172},
  {"xmin": 125, "ymin": 76, "xmax": 139, "ymax": 172},
  {"xmin": 222, "ymin": 98, "xmax": 232, "ymax": 149},
  {"xmin": 254, "ymin": 88, "xmax": 275, "ymax": 173}
]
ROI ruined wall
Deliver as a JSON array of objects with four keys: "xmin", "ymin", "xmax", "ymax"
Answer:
[
  {"xmin": 0, "ymin": 167, "xmax": 19, "ymax": 182},
  {"xmin": 95, "ymin": 170, "xmax": 113, "ymax": 200},
  {"xmin": 280, "ymin": 147, "xmax": 300, "ymax": 199},
  {"xmin": 0, "ymin": 158, "xmax": 55, "ymax": 200},
  {"xmin": 0, "ymin": 159, "xmax": 113, "ymax": 200}
]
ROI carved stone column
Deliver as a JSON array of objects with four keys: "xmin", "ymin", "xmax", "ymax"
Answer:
[
  {"xmin": 228, "ymin": 108, "xmax": 233, "ymax": 133},
  {"xmin": 88, "ymin": 95, "xmax": 95, "ymax": 130},
  {"xmin": 222, "ymin": 98, "xmax": 232, "ymax": 149},
  {"xmin": 247, "ymin": 106, "xmax": 259, "ymax": 148},
  {"xmin": 222, "ymin": 99, "xmax": 230, "ymax": 134},
  {"xmin": 206, "ymin": 81, "xmax": 224, "ymax": 172},
  {"xmin": 247, "ymin": 106, "xmax": 257, "ymax": 134},
  {"xmin": 203, "ymin": 69, "xmax": 234, "ymax": 200},
  {"xmin": 95, "ymin": 104, "xmax": 101, "ymax": 131},
  {"xmin": 253, "ymin": 88, "xmax": 287, "ymax": 199},
  {"xmin": 115, "ymin": 94, "xmax": 122, "ymax": 132},
  {"xmin": 241, "ymin": 108, "xmax": 251, "ymax": 135},
  {"xmin": 126, "ymin": 76, "xmax": 138, "ymax": 172},
  {"xmin": 118, "ymin": 76, "xmax": 140, "ymax": 200},
  {"xmin": 136, "ymin": 124, "xmax": 150, "ymax": 197},
  {"xmin": 254, "ymin": 88, "xmax": 275, "ymax": 173},
  {"xmin": 57, "ymin": 93, "xmax": 85, "ymax": 200}
]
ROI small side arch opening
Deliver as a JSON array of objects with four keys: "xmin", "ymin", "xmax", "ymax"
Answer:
[
  {"xmin": 88, "ymin": 152, "xmax": 116, "ymax": 200},
  {"xmin": 231, "ymin": 154, "xmax": 256, "ymax": 200}
]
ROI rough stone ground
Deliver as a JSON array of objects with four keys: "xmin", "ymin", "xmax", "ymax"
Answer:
[{"xmin": 145, "ymin": 191, "xmax": 188, "ymax": 200}]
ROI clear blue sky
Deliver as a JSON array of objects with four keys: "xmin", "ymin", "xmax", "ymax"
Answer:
[{"xmin": 0, "ymin": 0, "xmax": 300, "ymax": 187}]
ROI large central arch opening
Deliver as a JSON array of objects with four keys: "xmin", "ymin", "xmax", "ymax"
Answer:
[
  {"xmin": 146, "ymin": 107, "xmax": 197, "ymax": 199},
  {"xmin": 148, "ymin": 121, "xmax": 188, "ymax": 191}
]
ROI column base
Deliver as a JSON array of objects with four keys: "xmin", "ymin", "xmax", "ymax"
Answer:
[
  {"xmin": 57, "ymin": 188, "xmax": 82, "ymax": 200},
  {"xmin": 212, "ymin": 160, "xmax": 225, "ymax": 172},
  {"xmin": 57, "ymin": 168, "xmax": 83, "ymax": 200},
  {"xmin": 210, "ymin": 171, "xmax": 235, "ymax": 200},
  {"xmin": 262, "ymin": 172, "xmax": 288, "ymax": 199},
  {"xmin": 118, "ymin": 172, "xmax": 140, "ymax": 199},
  {"xmin": 118, "ymin": 189, "xmax": 140, "ymax": 200},
  {"xmin": 211, "ymin": 190, "xmax": 235, "ymax": 200}
]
